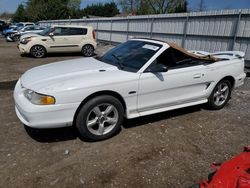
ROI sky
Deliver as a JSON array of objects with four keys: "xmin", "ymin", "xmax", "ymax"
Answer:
[{"xmin": 0, "ymin": 0, "xmax": 250, "ymax": 14}]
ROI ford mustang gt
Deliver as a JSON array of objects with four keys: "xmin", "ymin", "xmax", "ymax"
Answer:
[{"xmin": 14, "ymin": 38, "xmax": 246, "ymax": 141}]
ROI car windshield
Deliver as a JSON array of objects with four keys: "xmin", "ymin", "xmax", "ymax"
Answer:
[
  {"xmin": 16, "ymin": 23, "xmax": 24, "ymax": 27},
  {"xmin": 39, "ymin": 27, "xmax": 52, "ymax": 36},
  {"xmin": 97, "ymin": 40, "xmax": 162, "ymax": 72}
]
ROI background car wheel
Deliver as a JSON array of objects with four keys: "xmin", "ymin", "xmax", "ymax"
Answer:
[
  {"xmin": 76, "ymin": 95, "xmax": 124, "ymax": 141},
  {"xmin": 13, "ymin": 35, "xmax": 20, "ymax": 42},
  {"xmin": 207, "ymin": 79, "xmax": 232, "ymax": 110},
  {"xmin": 30, "ymin": 45, "xmax": 46, "ymax": 58},
  {"xmin": 82, "ymin": 44, "xmax": 94, "ymax": 57}
]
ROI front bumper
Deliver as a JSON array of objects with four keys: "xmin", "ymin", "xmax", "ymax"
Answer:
[
  {"xmin": 14, "ymin": 79, "xmax": 79, "ymax": 129},
  {"xmin": 6, "ymin": 35, "xmax": 13, "ymax": 42},
  {"xmin": 17, "ymin": 43, "xmax": 30, "ymax": 54}
]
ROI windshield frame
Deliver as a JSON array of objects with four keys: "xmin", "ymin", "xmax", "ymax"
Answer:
[
  {"xmin": 96, "ymin": 39, "xmax": 164, "ymax": 73},
  {"xmin": 39, "ymin": 27, "xmax": 52, "ymax": 36}
]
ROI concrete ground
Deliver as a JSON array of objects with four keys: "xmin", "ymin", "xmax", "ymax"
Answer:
[{"xmin": 0, "ymin": 38, "xmax": 249, "ymax": 188}]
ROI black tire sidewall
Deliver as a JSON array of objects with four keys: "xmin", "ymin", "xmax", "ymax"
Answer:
[
  {"xmin": 30, "ymin": 45, "xmax": 46, "ymax": 58},
  {"xmin": 76, "ymin": 95, "xmax": 124, "ymax": 141},
  {"xmin": 82, "ymin": 44, "xmax": 94, "ymax": 57},
  {"xmin": 13, "ymin": 35, "xmax": 20, "ymax": 42},
  {"xmin": 208, "ymin": 80, "xmax": 232, "ymax": 110}
]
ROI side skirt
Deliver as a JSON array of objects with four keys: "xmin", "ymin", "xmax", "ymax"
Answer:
[{"xmin": 126, "ymin": 99, "xmax": 208, "ymax": 119}]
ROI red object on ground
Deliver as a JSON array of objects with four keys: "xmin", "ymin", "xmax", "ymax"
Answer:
[{"xmin": 200, "ymin": 147, "xmax": 250, "ymax": 188}]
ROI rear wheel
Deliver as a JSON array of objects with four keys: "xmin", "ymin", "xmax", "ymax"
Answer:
[
  {"xmin": 76, "ymin": 95, "xmax": 124, "ymax": 141},
  {"xmin": 81, "ymin": 44, "xmax": 94, "ymax": 57},
  {"xmin": 30, "ymin": 45, "xmax": 46, "ymax": 58},
  {"xmin": 207, "ymin": 80, "xmax": 232, "ymax": 110}
]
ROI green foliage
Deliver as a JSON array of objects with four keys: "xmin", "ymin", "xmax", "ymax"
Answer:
[
  {"xmin": 12, "ymin": 4, "xmax": 28, "ymax": 22},
  {"xmin": 25, "ymin": 0, "xmax": 70, "ymax": 22},
  {"xmin": 81, "ymin": 2, "xmax": 119, "ymax": 17},
  {"xmin": 12, "ymin": 0, "xmax": 187, "ymax": 22},
  {"xmin": 12, "ymin": 1, "xmax": 119, "ymax": 22},
  {"xmin": 12, "ymin": 0, "xmax": 82, "ymax": 22}
]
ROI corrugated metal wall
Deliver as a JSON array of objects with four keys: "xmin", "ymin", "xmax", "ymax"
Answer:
[{"xmin": 39, "ymin": 9, "xmax": 250, "ymax": 61}]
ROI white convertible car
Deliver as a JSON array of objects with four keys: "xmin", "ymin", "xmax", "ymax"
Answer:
[{"xmin": 14, "ymin": 38, "xmax": 246, "ymax": 141}]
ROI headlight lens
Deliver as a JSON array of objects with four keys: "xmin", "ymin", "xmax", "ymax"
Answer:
[
  {"xmin": 20, "ymin": 37, "xmax": 32, "ymax": 44},
  {"xmin": 24, "ymin": 89, "xmax": 55, "ymax": 105}
]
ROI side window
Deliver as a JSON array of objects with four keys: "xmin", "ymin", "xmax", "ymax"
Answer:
[
  {"xmin": 69, "ymin": 28, "xmax": 87, "ymax": 35},
  {"xmin": 54, "ymin": 27, "xmax": 69, "ymax": 36},
  {"xmin": 26, "ymin": 26, "xmax": 34, "ymax": 31},
  {"xmin": 155, "ymin": 47, "xmax": 207, "ymax": 69}
]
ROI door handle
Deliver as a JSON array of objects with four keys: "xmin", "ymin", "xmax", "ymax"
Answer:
[{"xmin": 193, "ymin": 74, "xmax": 202, "ymax": 79}]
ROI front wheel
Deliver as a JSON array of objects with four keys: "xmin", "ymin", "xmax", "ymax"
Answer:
[
  {"xmin": 207, "ymin": 80, "xmax": 232, "ymax": 110},
  {"xmin": 13, "ymin": 35, "xmax": 20, "ymax": 42},
  {"xmin": 30, "ymin": 45, "xmax": 46, "ymax": 58},
  {"xmin": 76, "ymin": 95, "xmax": 124, "ymax": 141},
  {"xmin": 81, "ymin": 44, "xmax": 94, "ymax": 57}
]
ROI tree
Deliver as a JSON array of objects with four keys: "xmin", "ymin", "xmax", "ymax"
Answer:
[
  {"xmin": 82, "ymin": 2, "xmax": 119, "ymax": 17},
  {"xmin": 0, "ymin": 12, "xmax": 13, "ymax": 20},
  {"xmin": 12, "ymin": 4, "xmax": 28, "ymax": 22},
  {"xmin": 168, "ymin": 0, "xmax": 187, "ymax": 13},
  {"xmin": 25, "ymin": 0, "xmax": 70, "ymax": 22},
  {"xmin": 67, "ymin": 0, "xmax": 81, "ymax": 18},
  {"xmin": 118, "ymin": 0, "xmax": 188, "ymax": 15},
  {"xmin": 147, "ymin": 0, "xmax": 187, "ymax": 14},
  {"xmin": 118, "ymin": 0, "xmax": 139, "ymax": 14}
]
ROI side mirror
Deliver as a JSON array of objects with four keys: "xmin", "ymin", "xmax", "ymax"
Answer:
[
  {"xmin": 48, "ymin": 32, "xmax": 54, "ymax": 37},
  {"xmin": 146, "ymin": 64, "xmax": 168, "ymax": 73}
]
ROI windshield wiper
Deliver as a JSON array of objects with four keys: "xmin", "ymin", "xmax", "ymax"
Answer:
[{"xmin": 112, "ymin": 54, "xmax": 124, "ymax": 70}]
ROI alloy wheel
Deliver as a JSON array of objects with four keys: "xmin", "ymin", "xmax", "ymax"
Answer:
[
  {"xmin": 86, "ymin": 103, "xmax": 118, "ymax": 136},
  {"xmin": 82, "ymin": 45, "xmax": 94, "ymax": 57},
  {"xmin": 31, "ymin": 46, "xmax": 45, "ymax": 58},
  {"xmin": 213, "ymin": 82, "xmax": 230, "ymax": 106}
]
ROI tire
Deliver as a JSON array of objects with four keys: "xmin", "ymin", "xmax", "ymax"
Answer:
[
  {"xmin": 207, "ymin": 79, "xmax": 232, "ymax": 110},
  {"xmin": 81, "ymin": 44, "xmax": 94, "ymax": 57},
  {"xmin": 76, "ymin": 95, "xmax": 124, "ymax": 141},
  {"xmin": 13, "ymin": 35, "xmax": 20, "ymax": 42},
  {"xmin": 30, "ymin": 45, "xmax": 46, "ymax": 58}
]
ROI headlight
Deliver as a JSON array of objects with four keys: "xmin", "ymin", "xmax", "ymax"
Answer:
[
  {"xmin": 24, "ymin": 89, "xmax": 55, "ymax": 105},
  {"xmin": 20, "ymin": 37, "xmax": 32, "ymax": 44}
]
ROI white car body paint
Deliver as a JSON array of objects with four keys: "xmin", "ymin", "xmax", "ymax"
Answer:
[{"xmin": 14, "ymin": 39, "xmax": 246, "ymax": 128}]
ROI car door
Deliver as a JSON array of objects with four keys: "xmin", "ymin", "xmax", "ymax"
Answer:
[
  {"xmin": 137, "ymin": 48, "xmax": 210, "ymax": 114},
  {"xmin": 66, "ymin": 27, "xmax": 87, "ymax": 52},
  {"xmin": 45, "ymin": 27, "xmax": 72, "ymax": 52}
]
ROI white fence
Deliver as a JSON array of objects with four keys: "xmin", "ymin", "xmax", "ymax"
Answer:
[{"xmin": 39, "ymin": 9, "xmax": 250, "ymax": 61}]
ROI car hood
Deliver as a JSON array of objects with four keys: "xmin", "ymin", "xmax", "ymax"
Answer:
[{"xmin": 20, "ymin": 57, "xmax": 122, "ymax": 92}]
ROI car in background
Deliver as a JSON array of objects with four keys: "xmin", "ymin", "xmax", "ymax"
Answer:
[
  {"xmin": 7, "ymin": 25, "xmax": 47, "ymax": 42},
  {"xmin": 3, "ymin": 22, "xmax": 35, "ymax": 37},
  {"xmin": 18, "ymin": 25, "xmax": 97, "ymax": 58},
  {"xmin": 14, "ymin": 38, "xmax": 246, "ymax": 141},
  {"xmin": 0, "ymin": 20, "xmax": 8, "ymax": 33},
  {"xmin": 2, "ymin": 25, "xmax": 18, "ymax": 36}
]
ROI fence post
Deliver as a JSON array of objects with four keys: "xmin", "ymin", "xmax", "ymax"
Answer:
[
  {"xmin": 110, "ymin": 20, "xmax": 113, "ymax": 44},
  {"xmin": 126, "ymin": 17, "xmax": 130, "ymax": 41},
  {"xmin": 150, "ymin": 18, "xmax": 154, "ymax": 39},
  {"xmin": 231, "ymin": 10, "xmax": 242, "ymax": 51},
  {"xmin": 182, "ymin": 14, "xmax": 189, "ymax": 48},
  {"xmin": 96, "ymin": 19, "xmax": 99, "ymax": 40}
]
